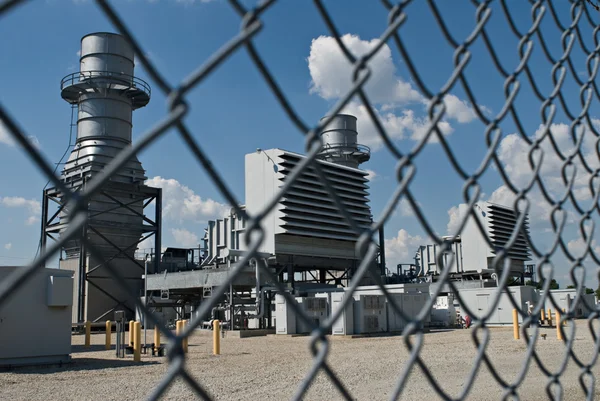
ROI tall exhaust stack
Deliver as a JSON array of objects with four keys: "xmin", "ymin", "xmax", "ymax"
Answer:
[
  {"xmin": 316, "ymin": 114, "xmax": 370, "ymax": 169},
  {"xmin": 55, "ymin": 32, "xmax": 158, "ymax": 323}
]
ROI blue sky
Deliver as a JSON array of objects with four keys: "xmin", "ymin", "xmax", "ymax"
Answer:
[{"xmin": 0, "ymin": 0, "xmax": 599, "ymax": 288}]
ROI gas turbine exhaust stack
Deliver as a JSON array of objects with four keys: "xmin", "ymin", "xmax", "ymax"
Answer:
[
  {"xmin": 59, "ymin": 32, "xmax": 151, "ymax": 260},
  {"xmin": 42, "ymin": 32, "xmax": 162, "ymax": 324},
  {"xmin": 316, "ymin": 114, "xmax": 370, "ymax": 169}
]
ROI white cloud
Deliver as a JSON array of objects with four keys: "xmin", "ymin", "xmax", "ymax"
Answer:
[
  {"xmin": 307, "ymin": 34, "xmax": 480, "ymax": 150},
  {"xmin": 341, "ymin": 102, "xmax": 453, "ymax": 150},
  {"xmin": 385, "ymin": 229, "xmax": 426, "ymax": 268},
  {"xmin": 397, "ymin": 198, "xmax": 415, "ymax": 217},
  {"xmin": 0, "ymin": 121, "xmax": 40, "ymax": 149},
  {"xmin": 497, "ymin": 121, "xmax": 600, "ymax": 203},
  {"xmin": 446, "ymin": 204, "xmax": 465, "ymax": 235},
  {"xmin": 0, "ymin": 122, "xmax": 13, "ymax": 146},
  {"xmin": 171, "ymin": 228, "xmax": 200, "ymax": 248},
  {"xmin": 567, "ymin": 237, "xmax": 600, "ymax": 258},
  {"xmin": 365, "ymin": 169, "xmax": 377, "ymax": 181},
  {"xmin": 4, "ymin": 243, "xmax": 11, "ymax": 250},
  {"xmin": 145, "ymin": 176, "xmax": 230, "ymax": 223},
  {"xmin": 440, "ymin": 94, "xmax": 477, "ymax": 124},
  {"xmin": 308, "ymin": 34, "xmax": 423, "ymax": 104},
  {"xmin": 0, "ymin": 196, "xmax": 41, "ymax": 225}
]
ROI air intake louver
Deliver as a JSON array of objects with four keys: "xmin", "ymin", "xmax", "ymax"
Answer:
[
  {"xmin": 277, "ymin": 152, "xmax": 372, "ymax": 241},
  {"xmin": 487, "ymin": 204, "xmax": 531, "ymax": 261}
]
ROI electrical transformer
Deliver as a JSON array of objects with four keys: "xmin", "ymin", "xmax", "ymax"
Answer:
[{"xmin": 353, "ymin": 294, "xmax": 387, "ymax": 334}]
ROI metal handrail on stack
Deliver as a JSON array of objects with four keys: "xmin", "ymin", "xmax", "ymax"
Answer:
[{"xmin": 60, "ymin": 70, "xmax": 151, "ymax": 98}]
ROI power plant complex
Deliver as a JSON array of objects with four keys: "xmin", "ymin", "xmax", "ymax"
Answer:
[
  {"xmin": 4, "ymin": 31, "xmax": 587, "ymax": 367},
  {"xmin": 40, "ymin": 32, "xmax": 539, "ymax": 332}
]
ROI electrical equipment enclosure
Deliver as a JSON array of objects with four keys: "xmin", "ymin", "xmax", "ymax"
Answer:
[
  {"xmin": 331, "ymin": 291, "xmax": 354, "ymax": 335},
  {"xmin": 275, "ymin": 293, "xmax": 296, "ymax": 335},
  {"xmin": 353, "ymin": 294, "xmax": 387, "ymax": 334},
  {"xmin": 544, "ymin": 289, "xmax": 596, "ymax": 318},
  {"xmin": 297, "ymin": 296, "xmax": 328, "ymax": 334},
  {"xmin": 457, "ymin": 285, "xmax": 538, "ymax": 326},
  {"xmin": 431, "ymin": 295, "xmax": 457, "ymax": 327},
  {"xmin": 0, "ymin": 266, "xmax": 73, "ymax": 367}
]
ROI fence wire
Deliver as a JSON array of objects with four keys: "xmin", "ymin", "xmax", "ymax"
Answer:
[{"xmin": 2, "ymin": 0, "xmax": 600, "ymax": 400}]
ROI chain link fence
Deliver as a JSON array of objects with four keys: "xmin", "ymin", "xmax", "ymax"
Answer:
[{"xmin": 2, "ymin": 0, "xmax": 600, "ymax": 399}]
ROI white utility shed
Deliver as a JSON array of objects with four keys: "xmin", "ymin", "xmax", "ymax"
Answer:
[{"xmin": 457, "ymin": 285, "xmax": 538, "ymax": 326}]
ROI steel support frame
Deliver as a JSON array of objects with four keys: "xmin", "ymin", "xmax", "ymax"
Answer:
[{"xmin": 41, "ymin": 182, "xmax": 162, "ymax": 323}]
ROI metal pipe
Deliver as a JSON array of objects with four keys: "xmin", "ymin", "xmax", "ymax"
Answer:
[
  {"xmin": 155, "ymin": 189, "xmax": 162, "ymax": 272},
  {"xmin": 228, "ymin": 258, "xmax": 234, "ymax": 330},
  {"xmin": 201, "ymin": 221, "xmax": 215, "ymax": 267},
  {"xmin": 378, "ymin": 225, "xmax": 386, "ymax": 276},
  {"xmin": 144, "ymin": 258, "xmax": 148, "ymax": 348},
  {"xmin": 78, "ymin": 222, "xmax": 87, "ymax": 323}
]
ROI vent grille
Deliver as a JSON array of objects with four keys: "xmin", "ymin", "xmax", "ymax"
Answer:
[
  {"xmin": 487, "ymin": 203, "xmax": 531, "ymax": 261},
  {"xmin": 362, "ymin": 295, "xmax": 384, "ymax": 310},
  {"xmin": 277, "ymin": 152, "xmax": 372, "ymax": 241},
  {"xmin": 305, "ymin": 297, "xmax": 327, "ymax": 312},
  {"xmin": 363, "ymin": 315, "xmax": 380, "ymax": 331}
]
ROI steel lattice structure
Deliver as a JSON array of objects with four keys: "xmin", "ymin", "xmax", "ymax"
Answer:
[{"xmin": 2, "ymin": 0, "xmax": 600, "ymax": 400}]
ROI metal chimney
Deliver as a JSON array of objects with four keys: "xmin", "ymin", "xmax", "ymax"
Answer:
[
  {"xmin": 59, "ymin": 32, "xmax": 151, "ymax": 260},
  {"xmin": 41, "ymin": 32, "xmax": 162, "ymax": 324},
  {"xmin": 317, "ymin": 114, "xmax": 370, "ymax": 169}
]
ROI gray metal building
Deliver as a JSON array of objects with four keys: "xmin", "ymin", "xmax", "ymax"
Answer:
[
  {"xmin": 456, "ymin": 286, "xmax": 538, "ymax": 325},
  {"xmin": 543, "ymin": 289, "xmax": 597, "ymax": 318},
  {"xmin": 0, "ymin": 267, "xmax": 73, "ymax": 367}
]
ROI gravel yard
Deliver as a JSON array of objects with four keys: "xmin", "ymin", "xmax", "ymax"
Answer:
[{"xmin": 2, "ymin": 321, "xmax": 599, "ymax": 400}]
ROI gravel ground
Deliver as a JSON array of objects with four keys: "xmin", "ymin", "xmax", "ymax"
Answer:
[{"xmin": 1, "ymin": 320, "xmax": 600, "ymax": 400}]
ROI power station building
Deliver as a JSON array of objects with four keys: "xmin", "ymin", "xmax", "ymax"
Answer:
[
  {"xmin": 406, "ymin": 201, "xmax": 535, "ymax": 291},
  {"xmin": 33, "ymin": 32, "xmax": 542, "ymax": 334},
  {"xmin": 144, "ymin": 114, "xmax": 391, "ymax": 331}
]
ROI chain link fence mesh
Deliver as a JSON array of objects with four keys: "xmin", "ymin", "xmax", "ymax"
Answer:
[{"xmin": 2, "ymin": 0, "xmax": 600, "ymax": 399}]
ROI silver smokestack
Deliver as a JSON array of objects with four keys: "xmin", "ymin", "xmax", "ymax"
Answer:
[{"xmin": 59, "ymin": 32, "xmax": 151, "ymax": 260}]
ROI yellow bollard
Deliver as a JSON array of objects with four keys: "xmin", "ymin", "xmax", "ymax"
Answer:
[
  {"xmin": 182, "ymin": 320, "xmax": 188, "ymax": 354},
  {"xmin": 105, "ymin": 320, "xmax": 111, "ymax": 350},
  {"xmin": 547, "ymin": 308, "xmax": 553, "ymax": 326},
  {"xmin": 85, "ymin": 321, "xmax": 91, "ymax": 347},
  {"xmin": 213, "ymin": 319, "xmax": 221, "ymax": 355},
  {"xmin": 129, "ymin": 320, "xmax": 134, "ymax": 346},
  {"xmin": 154, "ymin": 325, "xmax": 160, "ymax": 353},
  {"xmin": 556, "ymin": 310, "xmax": 563, "ymax": 340},
  {"xmin": 562, "ymin": 308, "xmax": 567, "ymax": 326},
  {"xmin": 541, "ymin": 308, "xmax": 546, "ymax": 322},
  {"xmin": 133, "ymin": 321, "xmax": 141, "ymax": 362},
  {"xmin": 175, "ymin": 320, "xmax": 184, "ymax": 352},
  {"xmin": 512, "ymin": 309, "xmax": 520, "ymax": 340}
]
